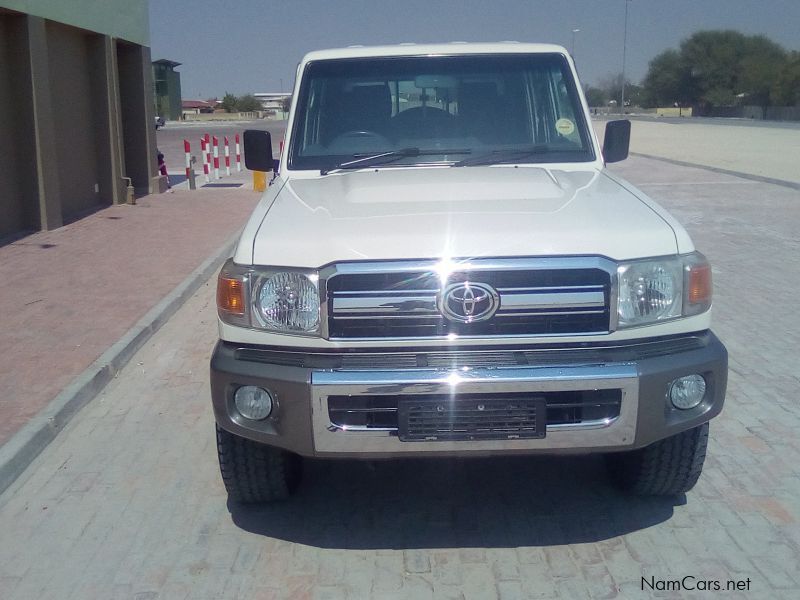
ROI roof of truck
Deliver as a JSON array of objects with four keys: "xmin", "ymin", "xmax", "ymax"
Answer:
[{"xmin": 301, "ymin": 42, "xmax": 568, "ymax": 63}]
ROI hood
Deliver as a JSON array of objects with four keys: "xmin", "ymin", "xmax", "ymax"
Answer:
[{"xmin": 250, "ymin": 166, "xmax": 678, "ymax": 267}]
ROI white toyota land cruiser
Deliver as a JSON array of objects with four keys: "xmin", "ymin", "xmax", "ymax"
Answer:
[{"xmin": 211, "ymin": 43, "xmax": 727, "ymax": 503}]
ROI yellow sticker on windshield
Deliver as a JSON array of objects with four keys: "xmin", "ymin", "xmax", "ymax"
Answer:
[{"xmin": 556, "ymin": 118, "xmax": 575, "ymax": 136}]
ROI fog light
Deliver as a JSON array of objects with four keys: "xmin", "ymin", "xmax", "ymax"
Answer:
[
  {"xmin": 669, "ymin": 375, "xmax": 706, "ymax": 410},
  {"xmin": 234, "ymin": 386, "xmax": 273, "ymax": 420}
]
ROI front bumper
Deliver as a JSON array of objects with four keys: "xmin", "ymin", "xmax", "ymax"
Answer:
[{"xmin": 210, "ymin": 331, "xmax": 727, "ymax": 458}]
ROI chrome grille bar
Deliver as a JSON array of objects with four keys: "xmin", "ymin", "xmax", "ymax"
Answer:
[{"xmin": 321, "ymin": 256, "xmax": 615, "ymax": 339}]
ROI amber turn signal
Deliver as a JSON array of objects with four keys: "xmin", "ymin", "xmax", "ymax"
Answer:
[
  {"xmin": 687, "ymin": 262, "xmax": 712, "ymax": 306},
  {"xmin": 217, "ymin": 275, "xmax": 245, "ymax": 315}
]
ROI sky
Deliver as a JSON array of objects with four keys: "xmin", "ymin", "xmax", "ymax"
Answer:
[{"xmin": 149, "ymin": 0, "xmax": 800, "ymax": 99}]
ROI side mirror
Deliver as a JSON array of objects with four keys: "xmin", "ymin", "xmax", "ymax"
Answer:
[
  {"xmin": 243, "ymin": 130, "xmax": 274, "ymax": 171},
  {"xmin": 602, "ymin": 120, "xmax": 631, "ymax": 163}
]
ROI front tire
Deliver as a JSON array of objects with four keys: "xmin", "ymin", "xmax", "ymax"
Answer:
[
  {"xmin": 606, "ymin": 423, "xmax": 709, "ymax": 496},
  {"xmin": 216, "ymin": 424, "xmax": 302, "ymax": 503}
]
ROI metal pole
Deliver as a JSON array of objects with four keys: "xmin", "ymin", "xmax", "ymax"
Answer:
[
  {"xmin": 621, "ymin": 0, "xmax": 630, "ymax": 113},
  {"xmin": 571, "ymin": 28, "xmax": 580, "ymax": 58}
]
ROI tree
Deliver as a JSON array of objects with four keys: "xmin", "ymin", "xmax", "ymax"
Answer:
[
  {"xmin": 642, "ymin": 50, "xmax": 694, "ymax": 107},
  {"xmin": 738, "ymin": 36, "xmax": 788, "ymax": 106},
  {"xmin": 642, "ymin": 30, "xmax": 790, "ymax": 109},
  {"xmin": 220, "ymin": 92, "xmax": 238, "ymax": 113},
  {"xmin": 772, "ymin": 52, "xmax": 800, "ymax": 106},
  {"xmin": 584, "ymin": 86, "xmax": 607, "ymax": 107},
  {"xmin": 235, "ymin": 94, "xmax": 262, "ymax": 112}
]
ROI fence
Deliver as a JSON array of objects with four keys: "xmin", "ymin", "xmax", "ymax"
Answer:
[
  {"xmin": 183, "ymin": 111, "xmax": 262, "ymax": 121},
  {"xmin": 181, "ymin": 135, "xmax": 242, "ymax": 188}
]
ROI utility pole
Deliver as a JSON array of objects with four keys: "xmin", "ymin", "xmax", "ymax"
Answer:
[
  {"xmin": 621, "ymin": 0, "xmax": 631, "ymax": 113},
  {"xmin": 571, "ymin": 28, "xmax": 580, "ymax": 59}
]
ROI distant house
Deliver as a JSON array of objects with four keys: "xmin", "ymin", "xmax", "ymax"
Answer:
[
  {"xmin": 182, "ymin": 100, "xmax": 215, "ymax": 117},
  {"xmin": 152, "ymin": 59, "xmax": 182, "ymax": 120},
  {"xmin": 254, "ymin": 93, "xmax": 291, "ymax": 118}
]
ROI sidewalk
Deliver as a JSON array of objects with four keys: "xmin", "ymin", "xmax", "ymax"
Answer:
[{"xmin": 0, "ymin": 173, "xmax": 259, "ymax": 449}]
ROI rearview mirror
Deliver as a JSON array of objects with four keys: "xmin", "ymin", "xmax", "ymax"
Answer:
[
  {"xmin": 602, "ymin": 120, "xmax": 631, "ymax": 163},
  {"xmin": 243, "ymin": 130, "xmax": 274, "ymax": 172}
]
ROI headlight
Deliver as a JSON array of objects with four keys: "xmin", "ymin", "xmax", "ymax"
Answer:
[
  {"xmin": 254, "ymin": 272, "xmax": 320, "ymax": 332},
  {"xmin": 217, "ymin": 260, "xmax": 320, "ymax": 335},
  {"xmin": 618, "ymin": 259, "xmax": 682, "ymax": 327},
  {"xmin": 616, "ymin": 253, "xmax": 712, "ymax": 328}
]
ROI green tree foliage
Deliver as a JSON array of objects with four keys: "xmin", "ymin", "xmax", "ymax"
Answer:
[
  {"xmin": 642, "ymin": 50, "xmax": 694, "ymax": 107},
  {"xmin": 235, "ymin": 94, "xmax": 263, "ymax": 112},
  {"xmin": 642, "ymin": 30, "xmax": 791, "ymax": 108},
  {"xmin": 220, "ymin": 92, "xmax": 238, "ymax": 113},
  {"xmin": 772, "ymin": 51, "xmax": 800, "ymax": 106},
  {"xmin": 584, "ymin": 86, "xmax": 607, "ymax": 107}
]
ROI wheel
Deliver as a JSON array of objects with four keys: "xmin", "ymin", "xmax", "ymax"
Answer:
[
  {"xmin": 216, "ymin": 424, "xmax": 302, "ymax": 503},
  {"xmin": 606, "ymin": 423, "xmax": 709, "ymax": 496}
]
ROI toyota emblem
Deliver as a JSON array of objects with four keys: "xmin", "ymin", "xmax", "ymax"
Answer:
[{"xmin": 439, "ymin": 282, "xmax": 499, "ymax": 323}]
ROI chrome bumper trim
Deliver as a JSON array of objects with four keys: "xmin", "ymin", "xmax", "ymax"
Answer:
[{"xmin": 310, "ymin": 364, "xmax": 638, "ymax": 453}]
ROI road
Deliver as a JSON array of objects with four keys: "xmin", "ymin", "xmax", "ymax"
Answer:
[
  {"xmin": 593, "ymin": 117, "xmax": 800, "ymax": 186},
  {"xmin": 1, "ymin": 145, "xmax": 800, "ymax": 598}
]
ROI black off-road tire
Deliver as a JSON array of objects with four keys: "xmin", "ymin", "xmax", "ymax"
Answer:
[
  {"xmin": 216, "ymin": 424, "xmax": 302, "ymax": 503},
  {"xmin": 606, "ymin": 423, "xmax": 709, "ymax": 496}
]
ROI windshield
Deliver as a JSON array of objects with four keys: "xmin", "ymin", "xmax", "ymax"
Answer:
[{"xmin": 289, "ymin": 53, "xmax": 595, "ymax": 171}]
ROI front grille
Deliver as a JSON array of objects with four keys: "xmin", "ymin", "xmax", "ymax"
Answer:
[
  {"xmin": 324, "ymin": 260, "xmax": 612, "ymax": 339},
  {"xmin": 235, "ymin": 335, "xmax": 706, "ymax": 369},
  {"xmin": 327, "ymin": 389, "xmax": 622, "ymax": 433},
  {"xmin": 399, "ymin": 395, "xmax": 547, "ymax": 441}
]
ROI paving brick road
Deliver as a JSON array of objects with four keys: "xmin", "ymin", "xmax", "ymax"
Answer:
[
  {"xmin": 0, "ymin": 182, "xmax": 258, "ymax": 447},
  {"xmin": 1, "ymin": 156, "xmax": 799, "ymax": 599}
]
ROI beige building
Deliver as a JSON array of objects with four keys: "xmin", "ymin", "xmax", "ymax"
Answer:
[{"xmin": 0, "ymin": 0, "xmax": 162, "ymax": 240}]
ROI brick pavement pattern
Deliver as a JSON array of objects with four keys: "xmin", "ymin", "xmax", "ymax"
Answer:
[
  {"xmin": 0, "ymin": 183, "xmax": 259, "ymax": 446},
  {"xmin": 0, "ymin": 156, "xmax": 799, "ymax": 599}
]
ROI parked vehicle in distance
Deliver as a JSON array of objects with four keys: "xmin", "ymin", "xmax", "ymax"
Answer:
[
  {"xmin": 211, "ymin": 43, "xmax": 727, "ymax": 503},
  {"xmin": 155, "ymin": 116, "xmax": 165, "ymax": 130}
]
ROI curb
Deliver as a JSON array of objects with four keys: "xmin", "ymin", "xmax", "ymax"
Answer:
[
  {"xmin": 0, "ymin": 232, "xmax": 240, "ymax": 497},
  {"xmin": 630, "ymin": 152, "xmax": 800, "ymax": 191}
]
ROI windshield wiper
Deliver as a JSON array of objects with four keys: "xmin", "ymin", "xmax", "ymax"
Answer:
[
  {"xmin": 321, "ymin": 148, "xmax": 472, "ymax": 175},
  {"xmin": 452, "ymin": 145, "xmax": 556, "ymax": 167}
]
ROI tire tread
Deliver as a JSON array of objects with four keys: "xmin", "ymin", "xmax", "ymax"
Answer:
[
  {"xmin": 216, "ymin": 425, "xmax": 301, "ymax": 503},
  {"xmin": 607, "ymin": 423, "xmax": 709, "ymax": 496}
]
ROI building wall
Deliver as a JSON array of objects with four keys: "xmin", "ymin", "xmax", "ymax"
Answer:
[
  {"xmin": 0, "ymin": 12, "xmax": 39, "ymax": 238},
  {"xmin": 0, "ymin": 15, "xmax": 24, "ymax": 237},
  {"xmin": 165, "ymin": 68, "xmax": 182, "ymax": 120},
  {"xmin": 153, "ymin": 63, "xmax": 183, "ymax": 121},
  {"xmin": 1, "ymin": 0, "xmax": 148, "ymax": 45},
  {"xmin": 46, "ymin": 21, "xmax": 104, "ymax": 219},
  {"xmin": 0, "ymin": 4, "xmax": 160, "ymax": 240},
  {"xmin": 118, "ymin": 41, "xmax": 158, "ymax": 195}
]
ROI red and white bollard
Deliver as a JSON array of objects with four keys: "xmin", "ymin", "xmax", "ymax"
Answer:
[
  {"xmin": 183, "ymin": 139, "xmax": 192, "ymax": 182},
  {"xmin": 212, "ymin": 136, "xmax": 220, "ymax": 180},
  {"xmin": 204, "ymin": 133, "xmax": 211, "ymax": 178},
  {"xmin": 200, "ymin": 138, "xmax": 210, "ymax": 183},
  {"xmin": 224, "ymin": 136, "xmax": 231, "ymax": 176},
  {"xmin": 235, "ymin": 134, "xmax": 242, "ymax": 172}
]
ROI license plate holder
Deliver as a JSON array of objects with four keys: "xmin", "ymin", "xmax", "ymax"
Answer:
[{"xmin": 398, "ymin": 396, "xmax": 547, "ymax": 442}]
